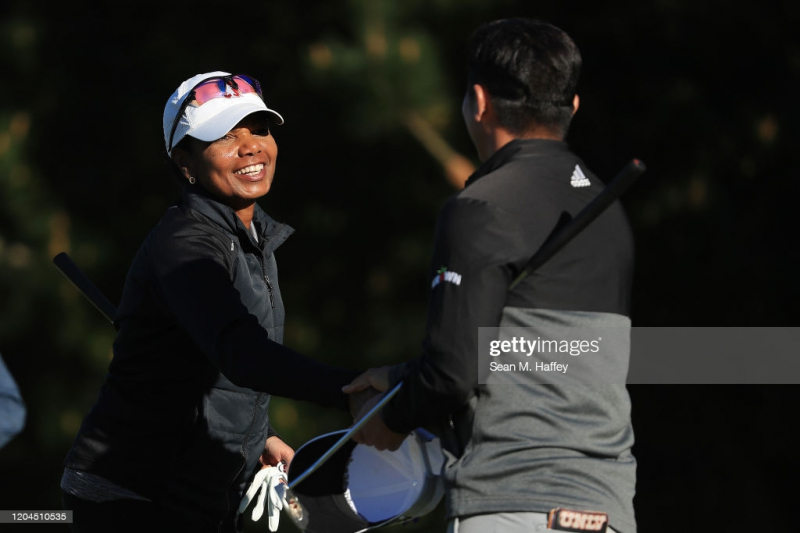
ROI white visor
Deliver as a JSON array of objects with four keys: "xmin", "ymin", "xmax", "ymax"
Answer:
[{"xmin": 163, "ymin": 71, "xmax": 284, "ymax": 155}]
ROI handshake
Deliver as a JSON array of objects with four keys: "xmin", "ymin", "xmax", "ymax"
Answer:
[{"xmin": 342, "ymin": 366, "xmax": 408, "ymax": 452}]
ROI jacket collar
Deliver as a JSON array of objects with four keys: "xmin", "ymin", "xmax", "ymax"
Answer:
[
  {"xmin": 464, "ymin": 138, "xmax": 570, "ymax": 188},
  {"xmin": 180, "ymin": 186, "xmax": 294, "ymax": 254}
]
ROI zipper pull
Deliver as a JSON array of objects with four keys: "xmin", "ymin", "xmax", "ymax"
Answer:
[{"xmin": 264, "ymin": 274, "xmax": 275, "ymax": 309}]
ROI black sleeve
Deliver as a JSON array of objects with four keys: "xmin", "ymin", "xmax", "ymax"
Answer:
[
  {"xmin": 150, "ymin": 232, "xmax": 358, "ymax": 410},
  {"xmin": 381, "ymin": 197, "xmax": 523, "ymax": 433}
]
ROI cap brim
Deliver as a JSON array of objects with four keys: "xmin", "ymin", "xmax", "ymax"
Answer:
[
  {"xmin": 345, "ymin": 441, "xmax": 427, "ymax": 522},
  {"xmin": 287, "ymin": 431, "xmax": 369, "ymax": 533},
  {"xmin": 187, "ymin": 95, "xmax": 284, "ymax": 143},
  {"xmin": 287, "ymin": 430, "xmax": 437, "ymax": 533}
]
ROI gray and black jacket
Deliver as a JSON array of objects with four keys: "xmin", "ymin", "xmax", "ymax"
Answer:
[
  {"xmin": 64, "ymin": 186, "xmax": 358, "ymax": 532},
  {"xmin": 383, "ymin": 139, "xmax": 637, "ymax": 532}
]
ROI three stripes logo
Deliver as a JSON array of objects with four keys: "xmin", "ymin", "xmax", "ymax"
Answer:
[{"xmin": 570, "ymin": 165, "xmax": 591, "ymax": 188}]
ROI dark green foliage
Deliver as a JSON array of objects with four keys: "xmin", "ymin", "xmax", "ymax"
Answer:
[{"xmin": 0, "ymin": 1, "xmax": 798, "ymax": 531}]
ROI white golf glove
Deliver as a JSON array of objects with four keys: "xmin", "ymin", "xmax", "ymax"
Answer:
[{"xmin": 238, "ymin": 463, "xmax": 288, "ymax": 532}]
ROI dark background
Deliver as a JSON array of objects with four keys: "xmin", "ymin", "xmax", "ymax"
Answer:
[{"xmin": 1, "ymin": 0, "xmax": 798, "ymax": 531}]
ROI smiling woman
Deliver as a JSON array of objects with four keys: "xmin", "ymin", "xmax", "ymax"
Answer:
[
  {"xmin": 166, "ymin": 72, "xmax": 283, "ymax": 226},
  {"xmin": 172, "ymin": 113, "xmax": 278, "ymax": 226},
  {"xmin": 59, "ymin": 71, "xmax": 366, "ymax": 533}
]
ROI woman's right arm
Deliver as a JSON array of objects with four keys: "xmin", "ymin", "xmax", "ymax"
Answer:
[{"xmin": 149, "ymin": 231, "xmax": 358, "ymax": 409}]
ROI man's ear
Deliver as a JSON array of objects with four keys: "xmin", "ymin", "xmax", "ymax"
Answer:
[
  {"xmin": 468, "ymin": 83, "xmax": 491, "ymax": 124},
  {"xmin": 571, "ymin": 94, "xmax": 580, "ymax": 116}
]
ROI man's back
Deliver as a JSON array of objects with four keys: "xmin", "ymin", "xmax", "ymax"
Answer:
[
  {"xmin": 455, "ymin": 139, "xmax": 634, "ymax": 315},
  {"xmin": 443, "ymin": 139, "xmax": 636, "ymax": 533}
]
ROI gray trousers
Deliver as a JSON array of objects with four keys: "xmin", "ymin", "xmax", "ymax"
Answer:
[{"xmin": 448, "ymin": 512, "xmax": 618, "ymax": 533}]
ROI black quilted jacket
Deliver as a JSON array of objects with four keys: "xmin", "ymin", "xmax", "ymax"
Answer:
[{"xmin": 64, "ymin": 185, "xmax": 358, "ymax": 532}]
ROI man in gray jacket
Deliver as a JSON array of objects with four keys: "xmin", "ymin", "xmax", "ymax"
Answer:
[{"xmin": 345, "ymin": 18, "xmax": 636, "ymax": 533}]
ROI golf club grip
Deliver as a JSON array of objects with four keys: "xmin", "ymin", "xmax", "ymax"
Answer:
[
  {"xmin": 509, "ymin": 158, "xmax": 646, "ymax": 290},
  {"xmin": 53, "ymin": 252, "xmax": 117, "ymax": 324}
]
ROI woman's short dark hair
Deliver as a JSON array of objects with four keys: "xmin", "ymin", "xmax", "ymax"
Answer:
[{"xmin": 467, "ymin": 18, "xmax": 582, "ymax": 138}]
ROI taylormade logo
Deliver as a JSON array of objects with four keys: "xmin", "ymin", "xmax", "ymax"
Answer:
[
  {"xmin": 570, "ymin": 165, "xmax": 591, "ymax": 188},
  {"xmin": 431, "ymin": 267, "xmax": 462, "ymax": 289}
]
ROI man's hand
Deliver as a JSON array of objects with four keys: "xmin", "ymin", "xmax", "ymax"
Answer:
[
  {"xmin": 351, "ymin": 392, "xmax": 406, "ymax": 451},
  {"xmin": 261, "ymin": 435, "xmax": 294, "ymax": 468},
  {"xmin": 347, "ymin": 386, "xmax": 381, "ymax": 418}
]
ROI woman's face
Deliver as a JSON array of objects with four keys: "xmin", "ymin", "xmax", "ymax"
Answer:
[{"xmin": 179, "ymin": 113, "xmax": 278, "ymax": 210}]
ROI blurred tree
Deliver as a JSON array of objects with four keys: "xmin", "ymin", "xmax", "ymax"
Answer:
[
  {"xmin": 304, "ymin": 0, "xmax": 476, "ymax": 187},
  {"xmin": 0, "ymin": 6, "xmax": 122, "ymax": 516}
]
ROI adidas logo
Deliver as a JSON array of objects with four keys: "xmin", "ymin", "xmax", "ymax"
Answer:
[{"xmin": 570, "ymin": 164, "xmax": 591, "ymax": 188}]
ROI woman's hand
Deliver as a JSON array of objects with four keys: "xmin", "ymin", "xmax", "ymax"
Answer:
[
  {"xmin": 342, "ymin": 366, "xmax": 392, "ymax": 394},
  {"xmin": 260, "ymin": 436, "xmax": 295, "ymax": 469},
  {"xmin": 342, "ymin": 366, "xmax": 393, "ymax": 418}
]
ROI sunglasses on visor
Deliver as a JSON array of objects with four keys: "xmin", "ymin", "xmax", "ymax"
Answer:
[{"xmin": 168, "ymin": 74, "xmax": 264, "ymax": 153}]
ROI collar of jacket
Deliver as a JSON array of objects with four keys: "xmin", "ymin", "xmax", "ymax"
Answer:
[
  {"xmin": 180, "ymin": 185, "xmax": 295, "ymax": 255},
  {"xmin": 464, "ymin": 138, "xmax": 570, "ymax": 188}
]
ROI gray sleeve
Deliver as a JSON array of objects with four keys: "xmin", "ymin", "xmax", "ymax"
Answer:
[{"xmin": 0, "ymin": 354, "xmax": 26, "ymax": 448}]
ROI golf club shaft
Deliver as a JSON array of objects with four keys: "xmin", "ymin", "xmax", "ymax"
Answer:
[
  {"xmin": 287, "ymin": 381, "xmax": 404, "ymax": 490},
  {"xmin": 53, "ymin": 252, "xmax": 118, "ymax": 324}
]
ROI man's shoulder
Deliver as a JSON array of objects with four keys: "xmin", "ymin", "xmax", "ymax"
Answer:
[
  {"xmin": 440, "ymin": 193, "xmax": 499, "ymax": 224},
  {"xmin": 467, "ymin": 150, "xmax": 583, "ymax": 195},
  {"xmin": 435, "ymin": 193, "xmax": 525, "ymax": 254},
  {"xmin": 459, "ymin": 147, "xmax": 608, "ymax": 218}
]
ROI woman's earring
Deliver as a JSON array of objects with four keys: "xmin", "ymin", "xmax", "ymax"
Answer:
[{"xmin": 188, "ymin": 176, "xmax": 196, "ymax": 185}]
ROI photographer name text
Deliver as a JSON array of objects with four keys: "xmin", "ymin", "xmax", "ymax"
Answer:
[{"xmin": 490, "ymin": 361, "xmax": 569, "ymax": 373}]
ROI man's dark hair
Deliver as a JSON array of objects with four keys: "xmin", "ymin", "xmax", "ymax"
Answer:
[{"xmin": 467, "ymin": 18, "xmax": 582, "ymax": 138}]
